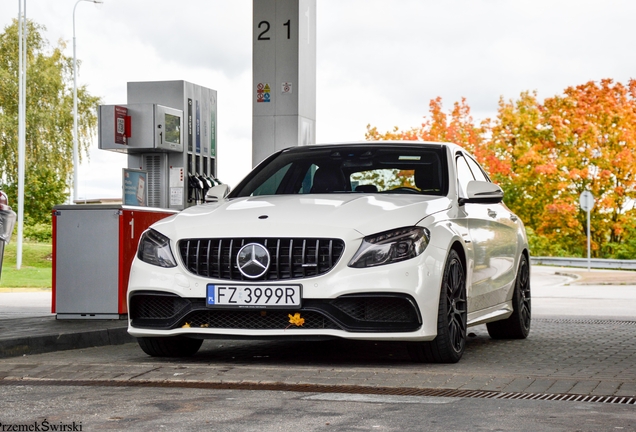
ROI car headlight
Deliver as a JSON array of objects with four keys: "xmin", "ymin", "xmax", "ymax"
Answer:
[
  {"xmin": 348, "ymin": 227, "xmax": 430, "ymax": 268},
  {"xmin": 137, "ymin": 229, "xmax": 177, "ymax": 268}
]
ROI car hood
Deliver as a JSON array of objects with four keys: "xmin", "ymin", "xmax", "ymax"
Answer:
[{"xmin": 153, "ymin": 194, "xmax": 451, "ymax": 239}]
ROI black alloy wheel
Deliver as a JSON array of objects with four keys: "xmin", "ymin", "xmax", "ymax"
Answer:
[
  {"xmin": 486, "ymin": 254, "xmax": 531, "ymax": 339},
  {"xmin": 445, "ymin": 252, "xmax": 467, "ymax": 354},
  {"xmin": 408, "ymin": 249, "xmax": 467, "ymax": 363}
]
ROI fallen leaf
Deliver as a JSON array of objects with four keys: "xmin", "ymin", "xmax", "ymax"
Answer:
[{"xmin": 288, "ymin": 313, "xmax": 305, "ymax": 327}]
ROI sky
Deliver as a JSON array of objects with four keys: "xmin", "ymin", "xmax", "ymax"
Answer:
[{"xmin": 2, "ymin": 0, "xmax": 636, "ymax": 200}]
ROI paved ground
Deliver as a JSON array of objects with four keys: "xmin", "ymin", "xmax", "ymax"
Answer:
[
  {"xmin": 0, "ymin": 289, "xmax": 54, "ymax": 319},
  {"xmin": 0, "ymin": 265, "xmax": 635, "ymax": 402},
  {"xmin": 2, "ymin": 384, "xmax": 635, "ymax": 431},
  {"xmin": 532, "ymin": 266, "xmax": 636, "ymax": 320},
  {"xmin": 1, "ymin": 317, "xmax": 635, "ymax": 399}
]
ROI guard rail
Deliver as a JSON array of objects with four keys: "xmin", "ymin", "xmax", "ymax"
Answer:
[{"xmin": 531, "ymin": 256, "xmax": 636, "ymax": 270}]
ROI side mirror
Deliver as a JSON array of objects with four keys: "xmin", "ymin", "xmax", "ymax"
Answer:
[
  {"xmin": 459, "ymin": 181, "xmax": 504, "ymax": 205},
  {"xmin": 205, "ymin": 184, "xmax": 231, "ymax": 203}
]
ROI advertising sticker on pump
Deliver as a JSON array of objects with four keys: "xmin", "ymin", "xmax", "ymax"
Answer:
[
  {"xmin": 123, "ymin": 168, "xmax": 148, "ymax": 206},
  {"xmin": 114, "ymin": 106, "xmax": 128, "ymax": 145}
]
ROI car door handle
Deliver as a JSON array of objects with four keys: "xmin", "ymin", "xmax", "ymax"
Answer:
[{"xmin": 487, "ymin": 209, "xmax": 497, "ymax": 219}]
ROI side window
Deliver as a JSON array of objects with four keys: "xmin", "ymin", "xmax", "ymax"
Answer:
[
  {"xmin": 465, "ymin": 156, "xmax": 489, "ymax": 183},
  {"xmin": 456, "ymin": 155, "xmax": 475, "ymax": 197}
]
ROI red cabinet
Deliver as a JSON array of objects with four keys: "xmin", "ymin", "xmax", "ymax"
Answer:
[{"xmin": 52, "ymin": 205, "xmax": 177, "ymax": 319}]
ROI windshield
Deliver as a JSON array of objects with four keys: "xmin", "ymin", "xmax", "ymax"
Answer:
[{"xmin": 230, "ymin": 145, "xmax": 448, "ymax": 198}]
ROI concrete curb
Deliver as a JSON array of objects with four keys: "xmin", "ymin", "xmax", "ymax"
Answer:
[
  {"xmin": 554, "ymin": 271, "xmax": 581, "ymax": 285},
  {"xmin": 0, "ymin": 287, "xmax": 52, "ymax": 293},
  {"xmin": 0, "ymin": 317, "xmax": 134, "ymax": 359}
]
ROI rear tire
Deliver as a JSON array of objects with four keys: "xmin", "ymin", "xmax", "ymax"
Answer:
[
  {"xmin": 408, "ymin": 249, "xmax": 467, "ymax": 363},
  {"xmin": 137, "ymin": 337, "xmax": 203, "ymax": 357},
  {"xmin": 486, "ymin": 254, "xmax": 531, "ymax": 339}
]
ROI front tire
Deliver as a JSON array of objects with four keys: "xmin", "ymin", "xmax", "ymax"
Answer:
[
  {"xmin": 137, "ymin": 337, "xmax": 203, "ymax": 357},
  {"xmin": 408, "ymin": 249, "xmax": 467, "ymax": 363},
  {"xmin": 486, "ymin": 254, "xmax": 531, "ymax": 339}
]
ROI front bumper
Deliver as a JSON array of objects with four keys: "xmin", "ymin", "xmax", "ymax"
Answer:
[
  {"xmin": 127, "ymin": 243, "xmax": 448, "ymax": 341},
  {"xmin": 129, "ymin": 290, "xmax": 421, "ymax": 333}
]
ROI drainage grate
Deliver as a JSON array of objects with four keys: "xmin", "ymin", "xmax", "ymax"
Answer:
[
  {"xmin": 536, "ymin": 318, "xmax": 636, "ymax": 326},
  {"xmin": 2, "ymin": 379, "xmax": 634, "ymax": 405}
]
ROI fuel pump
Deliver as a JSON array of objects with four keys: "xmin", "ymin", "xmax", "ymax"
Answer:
[
  {"xmin": 54, "ymin": 80, "xmax": 219, "ymax": 320},
  {"xmin": 98, "ymin": 80, "xmax": 218, "ymax": 210}
]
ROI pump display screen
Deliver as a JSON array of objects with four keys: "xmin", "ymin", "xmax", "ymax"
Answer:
[{"xmin": 165, "ymin": 113, "xmax": 181, "ymax": 145}]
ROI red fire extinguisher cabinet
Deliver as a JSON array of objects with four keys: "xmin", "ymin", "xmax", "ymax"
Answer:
[{"xmin": 52, "ymin": 205, "xmax": 177, "ymax": 319}]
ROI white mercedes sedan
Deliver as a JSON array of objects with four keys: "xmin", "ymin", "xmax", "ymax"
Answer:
[{"xmin": 128, "ymin": 142, "xmax": 530, "ymax": 363}]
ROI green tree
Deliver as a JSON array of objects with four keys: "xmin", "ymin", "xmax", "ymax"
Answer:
[{"xmin": 0, "ymin": 19, "xmax": 100, "ymax": 224}]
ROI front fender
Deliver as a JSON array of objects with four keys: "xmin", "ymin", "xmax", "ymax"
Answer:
[{"xmin": 420, "ymin": 213, "xmax": 475, "ymax": 306}]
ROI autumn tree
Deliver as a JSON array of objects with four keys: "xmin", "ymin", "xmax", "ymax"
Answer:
[
  {"xmin": 488, "ymin": 80, "xmax": 636, "ymax": 256},
  {"xmin": 0, "ymin": 19, "xmax": 100, "ymax": 224},
  {"xmin": 538, "ymin": 79, "xmax": 636, "ymax": 256},
  {"xmin": 367, "ymin": 80, "xmax": 636, "ymax": 258},
  {"xmin": 488, "ymin": 91, "xmax": 566, "ymax": 236},
  {"xmin": 365, "ymin": 97, "xmax": 497, "ymax": 188},
  {"xmin": 366, "ymin": 96, "xmax": 490, "ymax": 161}
]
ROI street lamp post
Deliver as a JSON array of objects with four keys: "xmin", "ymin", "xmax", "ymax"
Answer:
[
  {"xmin": 72, "ymin": 0, "xmax": 103, "ymax": 204},
  {"xmin": 16, "ymin": 0, "xmax": 27, "ymax": 269}
]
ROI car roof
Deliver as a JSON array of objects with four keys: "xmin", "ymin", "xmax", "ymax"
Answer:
[{"xmin": 280, "ymin": 141, "xmax": 459, "ymax": 154}]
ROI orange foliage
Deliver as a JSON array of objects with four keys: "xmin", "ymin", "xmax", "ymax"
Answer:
[
  {"xmin": 366, "ymin": 79, "xmax": 636, "ymax": 257},
  {"xmin": 366, "ymin": 97, "xmax": 479, "ymax": 142}
]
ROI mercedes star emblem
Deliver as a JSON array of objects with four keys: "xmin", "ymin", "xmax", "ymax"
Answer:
[{"xmin": 236, "ymin": 243, "xmax": 271, "ymax": 278}]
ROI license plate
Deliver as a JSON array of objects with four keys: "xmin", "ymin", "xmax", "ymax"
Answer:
[{"xmin": 206, "ymin": 284, "xmax": 301, "ymax": 308}]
